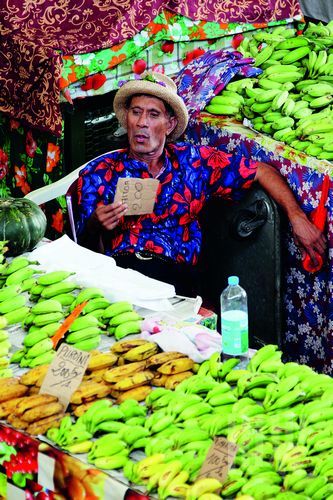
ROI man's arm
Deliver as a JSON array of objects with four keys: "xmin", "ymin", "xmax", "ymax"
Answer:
[{"xmin": 255, "ymin": 163, "xmax": 326, "ymax": 266}]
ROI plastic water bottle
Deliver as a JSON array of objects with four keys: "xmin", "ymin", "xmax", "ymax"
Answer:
[{"xmin": 220, "ymin": 276, "xmax": 249, "ymax": 360}]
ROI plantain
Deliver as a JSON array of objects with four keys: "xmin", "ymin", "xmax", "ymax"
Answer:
[
  {"xmin": 87, "ymin": 352, "xmax": 118, "ymax": 371},
  {"xmin": 21, "ymin": 401, "xmax": 64, "ymax": 423},
  {"xmin": 112, "ymin": 371, "xmax": 154, "ymax": 391},
  {"xmin": 103, "ymin": 360, "xmax": 147, "ymax": 383},
  {"xmin": 123, "ymin": 342, "xmax": 159, "ymax": 362},
  {"xmin": 7, "ymin": 414, "xmax": 29, "ymax": 430},
  {"xmin": 0, "ymin": 383, "xmax": 29, "ymax": 403},
  {"xmin": 15, "ymin": 394, "xmax": 58, "ymax": 416},
  {"xmin": 70, "ymin": 381, "xmax": 113, "ymax": 405},
  {"xmin": 111, "ymin": 338, "xmax": 150, "ymax": 354},
  {"xmin": 146, "ymin": 351, "xmax": 186, "ymax": 368},
  {"xmin": 0, "ymin": 396, "xmax": 28, "ymax": 419},
  {"xmin": 117, "ymin": 385, "xmax": 153, "ymax": 403},
  {"xmin": 26, "ymin": 412, "xmax": 65, "ymax": 436},
  {"xmin": 20, "ymin": 365, "xmax": 50, "ymax": 386},
  {"xmin": 157, "ymin": 357, "xmax": 195, "ymax": 375}
]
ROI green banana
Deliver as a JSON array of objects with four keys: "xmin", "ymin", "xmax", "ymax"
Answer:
[
  {"xmin": 20, "ymin": 278, "xmax": 37, "ymax": 292},
  {"xmin": 29, "ymin": 283, "xmax": 45, "ymax": 296},
  {"xmin": 26, "ymin": 338, "xmax": 53, "ymax": 358},
  {"xmin": 65, "ymin": 326, "xmax": 102, "ymax": 344},
  {"xmin": 0, "ymin": 294, "xmax": 26, "ymax": 314},
  {"xmin": 0, "ymin": 285, "xmax": 21, "ymax": 302},
  {"xmin": 50, "ymin": 293, "xmax": 76, "ymax": 307},
  {"xmin": 88, "ymin": 434, "xmax": 127, "ymax": 460},
  {"xmin": 27, "ymin": 349, "xmax": 55, "ymax": 367},
  {"xmin": 109, "ymin": 310, "xmax": 142, "ymax": 327},
  {"xmin": 23, "ymin": 330, "xmax": 48, "ymax": 347},
  {"xmin": 31, "ymin": 298, "xmax": 63, "ymax": 315},
  {"xmin": 71, "ymin": 336, "xmax": 101, "ymax": 351},
  {"xmin": 37, "ymin": 270, "xmax": 76, "ymax": 286},
  {"xmin": 40, "ymin": 281, "xmax": 80, "ymax": 299},
  {"xmin": 32, "ymin": 311, "xmax": 64, "ymax": 327},
  {"xmin": 4, "ymin": 306, "xmax": 30, "ymax": 325},
  {"xmin": 209, "ymin": 95, "xmax": 243, "ymax": 108},
  {"xmin": 86, "ymin": 405, "xmax": 124, "ymax": 433},
  {"xmin": 102, "ymin": 301, "xmax": 135, "ymax": 319},
  {"xmin": 114, "ymin": 320, "xmax": 142, "ymax": 340},
  {"xmin": 73, "ymin": 287, "xmax": 105, "ymax": 306},
  {"xmin": 69, "ymin": 314, "xmax": 103, "ymax": 331},
  {"xmin": 205, "ymin": 104, "xmax": 239, "ymax": 115},
  {"xmin": 3, "ymin": 257, "xmax": 39, "ymax": 275},
  {"xmin": 10, "ymin": 348, "xmax": 27, "ymax": 363},
  {"xmin": 38, "ymin": 322, "xmax": 61, "ymax": 337},
  {"xmin": 82, "ymin": 297, "xmax": 111, "ymax": 314},
  {"xmin": 5, "ymin": 267, "xmax": 40, "ymax": 286}
]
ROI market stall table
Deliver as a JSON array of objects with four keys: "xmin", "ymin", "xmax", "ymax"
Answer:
[{"xmin": 185, "ymin": 113, "xmax": 333, "ymax": 375}]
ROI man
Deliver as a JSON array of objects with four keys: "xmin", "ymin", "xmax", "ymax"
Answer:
[{"xmin": 76, "ymin": 71, "xmax": 326, "ymax": 296}]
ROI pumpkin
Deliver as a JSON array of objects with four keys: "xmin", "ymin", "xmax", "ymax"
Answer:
[{"xmin": 0, "ymin": 197, "xmax": 47, "ymax": 256}]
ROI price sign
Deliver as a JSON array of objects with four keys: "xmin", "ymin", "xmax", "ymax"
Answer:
[
  {"xmin": 197, "ymin": 437, "xmax": 238, "ymax": 484},
  {"xmin": 39, "ymin": 344, "xmax": 91, "ymax": 409},
  {"xmin": 114, "ymin": 177, "xmax": 160, "ymax": 215}
]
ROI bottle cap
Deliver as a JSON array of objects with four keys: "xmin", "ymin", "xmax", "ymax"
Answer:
[{"xmin": 228, "ymin": 276, "xmax": 239, "ymax": 286}]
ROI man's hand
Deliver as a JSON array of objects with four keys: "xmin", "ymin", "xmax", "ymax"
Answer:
[
  {"xmin": 290, "ymin": 212, "xmax": 326, "ymax": 266},
  {"xmin": 89, "ymin": 202, "xmax": 128, "ymax": 232}
]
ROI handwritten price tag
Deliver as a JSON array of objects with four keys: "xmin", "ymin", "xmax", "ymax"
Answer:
[
  {"xmin": 197, "ymin": 437, "xmax": 238, "ymax": 484},
  {"xmin": 114, "ymin": 177, "xmax": 159, "ymax": 215},
  {"xmin": 39, "ymin": 344, "xmax": 91, "ymax": 409}
]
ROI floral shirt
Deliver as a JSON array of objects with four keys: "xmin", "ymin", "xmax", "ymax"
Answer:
[{"xmin": 76, "ymin": 143, "xmax": 258, "ymax": 265}]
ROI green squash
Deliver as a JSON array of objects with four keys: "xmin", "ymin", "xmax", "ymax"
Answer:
[{"xmin": 0, "ymin": 197, "xmax": 47, "ymax": 256}]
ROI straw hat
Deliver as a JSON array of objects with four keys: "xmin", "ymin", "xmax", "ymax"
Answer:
[{"xmin": 113, "ymin": 72, "xmax": 189, "ymax": 141}]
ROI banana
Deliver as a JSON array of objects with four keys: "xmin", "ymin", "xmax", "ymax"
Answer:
[
  {"xmin": 205, "ymin": 104, "xmax": 239, "ymax": 115},
  {"xmin": 109, "ymin": 310, "xmax": 143, "ymax": 327},
  {"xmin": 23, "ymin": 329, "xmax": 48, "ymax": 348},
  {"xmin": 157, "ymin": 357, "xmax": 194, "ymax": 374},
  {"xmin": 123, "ymin": 342, "xmax": 159, "ymax": 362},
  {"xmin": 165, "ymin": 371, "xmax": 194, "ymax": 390},
  {"xmin": 111, "ymin": 338, "xmax": 149, "ymax": 354},
  {"xmin": 65, "ymin": 326, "xmax": 102, "ymax": 344},
  {"xmin": 73, "ymin": 287, "xmax": 105, "ymax": 306},
  {"xmin": 31, "ymin": 299, "xmax": 63, "ymax": 315},
  {"xmin": 5, "ymin": 267, "xmax": 40, "ymax": 286},
  {"xmin": 0, "ymin": 284, "xmax": 21, "ymax": 302},
  {"xmin": 309, "ymin": 95, "xmax": 333, "ymax": 108},
  {"xmin": 72, "ymin": 336, "xmax": 101, "ymax": 352},
  {"xmin": 113, "ymin": 320, "xmax": 142, "ymax": 339},
  {"xmin": 103, "ymin": 360, "xmax": 147, "ymax": 383},
  {"xmin": 4, "ymin": 306, "xmax": 30, "ymax": 325},
  {"xmin": 36, "ymin": 270, "xmax": 76, "ymax": 286},
  {"xmin": 146, "ymin": 351, "xmax": 185, "ymax": 368},
  {"xmin": 87, "ymin": 352, "xmax": 117, "ymax": 371},
  {"xmin": 81, "ymin": 297, "xmax": 110, "ymax": 314},
  {"xmin": 0, "ymin": 294, "xmax": 26, "ymax": 314},
  {"xmin": 176, "ymin": 401, "xmax": 212, "ymax": 421},
  {"xmin": 209, "ymin": 96, "xmax": 243, "ymax": 108},
  {"xmin": 88, "ymin": 434, "xmax": 127, "ymax": 460},
  {"xmin": 251, "ymin": 101, "xmax": 272, "ymax": 113},
  {"xmin": 93, "ymin": 453, "xmax": 129, "ymax": 470},
  {"xmin": 112, "ymin": 371, "xmax": 154, "ymax": 391},
  {"xmin": 40, "ymin": 281, "xmax": 80, "ymax": 299},
  {"xmin": 69, "ymin": 314, "xmax": 103, "ymax": 331},
  {"xmin": 29, "ymin": 283, "xmax": 45, "ymax": 296},
  {"xmin": 26, "ymin": 338, "xmax": 53, "ymax": 359},
  {"xmin": 50, "ymin": 293, "xmax": 76, "ymax": 307},
  {"xmin": 32, "ymin": 311, "xmax": 63, "ymax": 327},
  {"xmin": 116, "ymin": 385, "xmax": 152, "ymax": 404},
  {"xmin": 186, "ymin": 478, "xmax": 222, "ymax": 500},
  {"xmin": 267, "ymin": 72, "xmax": 303, "ymax": 83},
  {"xmin": 101, "ymin": 301, "xmax": 134, "ymax": 319}
]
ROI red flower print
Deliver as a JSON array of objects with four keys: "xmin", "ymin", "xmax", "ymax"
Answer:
[
  {"xmin": 51, "ymin": 209, "xmax": 64, "ymax": 234},
  {"xmin": 232, "ymin": 34, "xmax": 244, "ymax": 49},
  {"xmin": 161, "ymin": 41, "xmax": 174, "ymax": 54},
  {"xmin": 46, "ymin": 143, "xmax": 60, "ymax": 173},
  {"xmin": 200, "ymin": 147, "xmax": 231, "ymax": 169},
  {"xmin": 144, "ymin": 240, "xmax": 164, "ymax": 254},
  {"xmin": 239, "ymin": 157, "xmax": 257, "ymax": 179},
  {"xmin": 133, "ymin": 59, "xmax": 147, "ymax": 74},
  {"xmin": 14, "ymin": 165, "xmax": 30, "ymax": 195},
  {"xmin": 0, "ymin": 149, "xmax": 9, "ymax": 180},
  {"xmin": 183, "ymin": 48, "xmax": 205, "ymax": 66},
  {"xmin": 26, "ymin": 130, "xmax": 37, "ymax": 158},
  {"xmin": 92, "ymin": 73, "xmax": 106, "ymax": 90}
]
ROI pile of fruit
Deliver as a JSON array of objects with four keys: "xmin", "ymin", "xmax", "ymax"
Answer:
[
  {"xmin": 205, "ymin": 21, "xmax": 333, "ymax": 160},
  {"xmin": 27, "ymin": 344, "xmax": 332, "ymax": 499}
]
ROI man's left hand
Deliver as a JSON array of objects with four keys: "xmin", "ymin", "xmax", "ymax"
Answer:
[{"xmin": 290, "ymin": 213, "xmax": 326, "ymax": 266}]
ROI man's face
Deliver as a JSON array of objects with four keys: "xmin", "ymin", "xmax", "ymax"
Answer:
[{"xmin": 126, "ymin": 95, "xmax": 177, "ymax": 157}]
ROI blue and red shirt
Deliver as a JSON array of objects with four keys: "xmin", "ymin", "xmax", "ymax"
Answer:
[{"xmin": 76, "ymin": 143, "xmax": 258, "ymax": 265}]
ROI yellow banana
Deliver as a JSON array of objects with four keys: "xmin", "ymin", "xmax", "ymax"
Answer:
[
  {"xmin": 123, "ymin": 342, "xmax": 159, "ymax": 362},
  {"xmin": 157, "ymin": 357, "xmax": 195, "ymax": 375},
  {"xmin": 111, "ymin": 338, "xmax": 152, "ymax": 354},
  {"xmin": 103, "ymin": 360, "xmax": 147, "ymax": 383},
  {"xmin": 112, "ymin": 371, "xmax": 154, "ymax": 391}
]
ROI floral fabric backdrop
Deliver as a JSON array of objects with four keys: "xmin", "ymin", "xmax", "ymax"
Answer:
[{"xmin": 185, "ymin": 114, "xmax": 333, "ymax": 375}]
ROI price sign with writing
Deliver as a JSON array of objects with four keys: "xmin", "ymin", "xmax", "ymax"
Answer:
[
  {"xmin": 114, "ymin": 177, "xmax": 160, "ymax": 215},
  {"xmin": 197, "ymin": 437, "xmax": 238, "ymax": 484},
  {"xmin": 39, "ymin": 344, "xmax": 91, "ymax": 409}
]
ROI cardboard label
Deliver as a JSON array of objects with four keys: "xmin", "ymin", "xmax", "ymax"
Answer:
[
  {"xmin": 39, "ymin": 344, "xmax": 91, "ymax": 409},
  {"xmin": 37, "ymin": 452, "xmax": 55, "ymax": 492},
  {"xmin": 114, "ymin": 177, "xmax": 159, "ymax": 215},
  {"xmin": 197, "ymin": 437, "xmax": 238, "ymax": 483}
]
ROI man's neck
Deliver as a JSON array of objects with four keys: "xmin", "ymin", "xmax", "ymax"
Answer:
[{"xmin": 129, "ymin": 150, "xmax": 164, "ymax": 177}]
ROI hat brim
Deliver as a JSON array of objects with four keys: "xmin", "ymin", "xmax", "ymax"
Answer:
[{"xmin": 113, "ymin": 80, "xmax": 189, "ymax": 141}]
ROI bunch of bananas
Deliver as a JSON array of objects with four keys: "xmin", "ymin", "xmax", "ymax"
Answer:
[
  {"xmin": 0, "ymin": 378, "xmax": 64, "ymax": 435},
  {"xmin": 101, "ymin": 301, "xmax": 143, "ymax": 339},
  {"xmin": 205, "ymin": 23, "xmax": 333, "ymax": 161}
]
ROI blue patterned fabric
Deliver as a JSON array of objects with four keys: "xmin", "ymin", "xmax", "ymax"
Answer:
[{"xmin": 76, "ymin": 143, "xmax": 258, "ymax": 265}]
